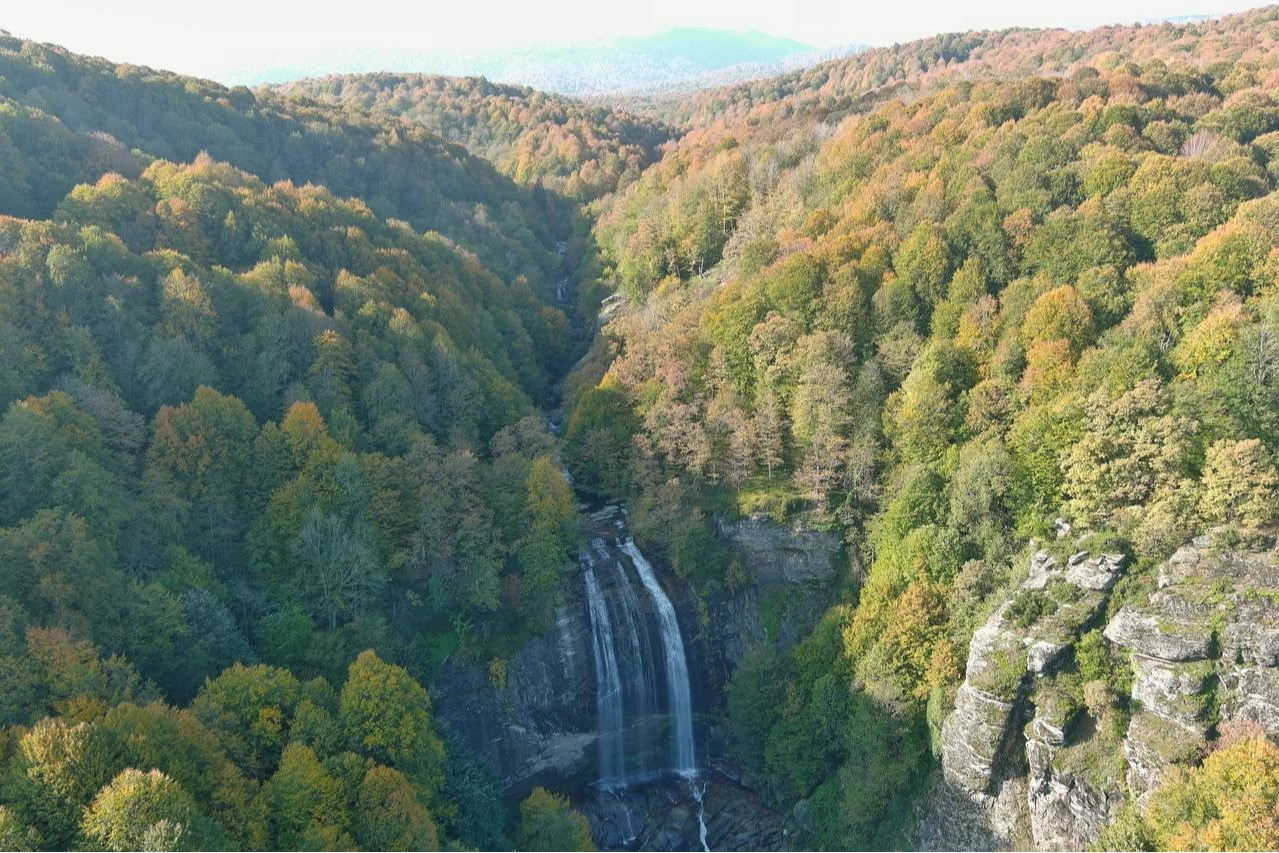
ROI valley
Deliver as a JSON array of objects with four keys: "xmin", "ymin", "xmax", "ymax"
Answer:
[{"xmin": 2, "ymin": 5, "xmax": 1279, "ymax": 851}]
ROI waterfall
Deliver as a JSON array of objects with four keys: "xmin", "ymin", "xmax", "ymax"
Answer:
[
  {"xmin": 583, "ymin": 564, "xmax": 625, "ymax": 787},
  {"xmin": 581, "ymin": 527, "xmax": 698, "ymax": 788},
  {"xmin": 601, "ymin": 544, "xmax": 662, "ymax": 782},
  {"xmin": 621, "ymin": 538, "xmax": 697, "ymax": 778}
]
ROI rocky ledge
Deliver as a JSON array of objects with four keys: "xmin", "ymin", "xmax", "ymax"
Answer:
[
  {"xmin": 922, "ymin": 533, "xmax": 1279, "ymax": 851},
  {"xmin": 922, "ymin": 549, "xmax": 1126, "ymax": 850},
  {"xmin": 1106, "ymin": 535, "xmax": 1279, "ymax": 804}
]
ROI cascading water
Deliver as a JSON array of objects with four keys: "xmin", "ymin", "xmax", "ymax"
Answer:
[
  {"xmin": 620, "ymin": 538, "xmax": 696, "ymax": 778},
  {"xmin": 583, "ymin": 565, "xmax": 626, "ymax": 787},
  {"xmin": 581, "ymin": 513, "xmax": 713, "ymax": 850},
  {"xmin": 582, "ymin": 526, "xmax": 698, "ymax": 787},
  {"xmin": 691, "ymin": 778, "xmax": 710, "ymax": 853},
  {"xmin": 598, "ymin": 540, "xmax": 663, "ymax": 783}
]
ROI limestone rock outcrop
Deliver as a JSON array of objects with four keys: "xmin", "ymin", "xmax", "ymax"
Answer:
[
  {"xmin": 1106, "ymin": 535, "xmax": 1279, "ymax": 803},
  {"xmin": 923, "ymin": 549, "xmax": 1127, "ymax": 850},
  {"xmin": 924, "ymin": 533, "xmax": 1279, "ymax": 850}
]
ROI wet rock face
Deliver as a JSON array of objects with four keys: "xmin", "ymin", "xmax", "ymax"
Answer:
[
  {"xmin": 436, "ymin": 505, "xmax": 708, "ymax": 793},
  {"xmin": 434, "ymin": 590, "xmax": 599, "ymax": 789},
  {"xmin": 580, "ymin": 775, "xmax": 783, "ymax": 852},
  {"xmin": 435, "ymin": 508, "xmax": 829, "ymax": 849}
]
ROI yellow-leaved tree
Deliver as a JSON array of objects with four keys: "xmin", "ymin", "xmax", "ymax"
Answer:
[{"xmin": 1095, "ymin": 725, "xmax": 1279, "ymax": 851}]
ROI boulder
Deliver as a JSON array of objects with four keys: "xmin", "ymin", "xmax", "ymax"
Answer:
[
  {"xmin": 1025, "ymin": 551, "xmax": 1060, "ymax": 590},
  {"xmin": 1128, "ymin": 655, "xmax": 1214, "ymax": 725},
  {"xmin": 1103, "ymin": 606, "xmax": 1215, "ymax": 662},
  {"xmin": 1064, "ymin": 553, "xmax": 1127, "ymax": 591},
  {"xmin": 1027, "ymin": 640, "xmax": 1069, "ymax": 676}
]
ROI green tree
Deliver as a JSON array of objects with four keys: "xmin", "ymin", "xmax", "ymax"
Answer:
[
  {"xmin": 9, "ymin": 718, "xmax": 120, "ymax": 849},
  {"xmin": 886, "ymin": 370, "xmax": 957, "ymax": 468},
  {"xmin": 896, "ymin": 223, "xmax": 954, "ymax": 310},
  {"xmin": 147, "ymin": 387, "xmax": 258, "ymax": 570},
  {"xmin": 355, "ymin": 765, "xmax": 440, "ymax": 851},
  {"xmin": 81, "ymin": 768, "xmax": 224, "ymax": 852},
  {"xmin": 1136, "ymin": 728, "xmax": 1279, "ymax": 850},
  {"xmin": 191, "ymin": 663, "xmax": 301, "ymax": 778},
  {"xmin": 727, "ymin": 647, "xmax": 786, "ymax": 771},
  {"xmin": 338, "ymin": 650, "xmax": 446, "ymax": 798},
  {"xmin": 513, "ymin": 787, "xmax": 594, "ymax": 852},
  {"xmin": 0, "ymin": 806, "xmax": 37, "ymax": 852},
  {"xmin": 564, "ymin": 385, "xmax": 637, "ymax": 499},
  {"xmin": 1062, "ymin": 381, "xmax": 1191, "ymax": 528},
  {"xmin": 159, "ymin": 269, "xmax": 218, "ymax": 347},
  {"xmin": 263, "ymin": 743, "xmax": 352, "ymax": 850},
  {"xmin": 101, "ymin": 701, "xmax": 264, "ymax": 848},
  {"xmin": 1021, "ymin": 284, "xmax": 1095, "ymax": 354},
  {"xmin": 1199, "ymin": 438, "xmax": 1279, "ymax": 527}
]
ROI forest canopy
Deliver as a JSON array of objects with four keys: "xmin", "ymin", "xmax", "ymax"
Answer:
[
  {"xmin": 0, "ymin": 30, "xmax": 592, "ymax": 850},
  {"xmin": 4, "ymin": 4, "xmax": 1279, "ymax": 850}
]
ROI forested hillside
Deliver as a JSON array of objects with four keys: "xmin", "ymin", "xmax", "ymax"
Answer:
[
  {"xmin": 0, "ymin": 33, "xmax": 575, "ymax": 293},
  {"xmin": 565, "ymin": 5, "xmax": 1279, "ymax": 847},
  {"xmin": 631, "ymin": 6, "xmax": 1279, "ymax": 131},
  {"xmin": 277, "ymin": 74, "xmax": 672, "ymax": 201},
  {"xmin": 0, "ymin": 34, "xmax": 595, "ymax": 851}
]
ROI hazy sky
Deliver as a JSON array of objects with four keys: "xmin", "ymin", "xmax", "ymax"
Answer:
[{"xmin": 1, "ymin": 0, "xmax": 1260, "ymax": 83}]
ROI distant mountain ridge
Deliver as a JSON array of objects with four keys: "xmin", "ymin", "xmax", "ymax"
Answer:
[{"xmin": 237, "ymin": 28, "xmax": 821, "ymax": 94}]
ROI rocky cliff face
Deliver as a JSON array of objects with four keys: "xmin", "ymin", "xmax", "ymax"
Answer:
[
  {"xmin": 433, "ymin": 585, "xmax": 599, "ymax": 790},
  {"xmin": 920, "ymin": 549, "xmax": 1127, "ymax": 851},
  {"xmin": 705, "ymin": 515, "xmax": 842, "ymax": 672},
  {"xmin": 1106, "ymin": 535, "xmax": 1279, "ymax": 804},
  {"xmin": 922, "ymin": 534, "xmax": 1279, "ymax": 851}
]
